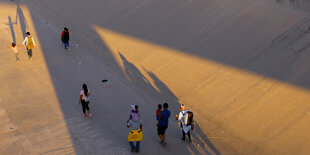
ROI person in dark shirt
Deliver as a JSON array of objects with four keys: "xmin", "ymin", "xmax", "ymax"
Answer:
[
  {"xmin": 61, "ymin": 27, "xmax": 70, "ymax": 49},
  {"xmin": 157, "ymin": 103, "xmax": 171, "ymax": 146}
]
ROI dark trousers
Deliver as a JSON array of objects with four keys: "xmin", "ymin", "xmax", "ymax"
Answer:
[
  {"xmin": 26, "ymin": 48, "xmax": 32, "ymax": 58},
  {"xmin": 81, "ymin": 100, "xmax": 90, "ymax": 113},
  {"xmin": 182, "ymin": 130, "xmax": 191, "ymax": 142}
]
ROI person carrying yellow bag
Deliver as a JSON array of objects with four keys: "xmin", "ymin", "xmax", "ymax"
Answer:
[
  {"xmin": 22, "ymin": 32, "xmax": 36, "ymax": 61},
  {"xmin": 127, "ymin": 105, "xmax": 143, "ymax": 153}
]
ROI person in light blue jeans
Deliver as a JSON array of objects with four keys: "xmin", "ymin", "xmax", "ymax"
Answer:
[{"xmin": 127, "ymin": 105, "xmax": 143, "ymax": 152}]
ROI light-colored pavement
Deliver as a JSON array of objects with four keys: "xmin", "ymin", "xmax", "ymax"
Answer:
[{"xmin": 1, "ymin": 0, "xmax": 310, "ymax": 154}]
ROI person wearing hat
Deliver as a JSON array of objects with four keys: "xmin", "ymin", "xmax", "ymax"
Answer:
[
  {"xmin": 127, "ymin": 105, "xmax": 143, "ymax": 152},
  {"xmin": 176, "ymin": 104, "xmax": 192, "ymax": 142},
  {"xmin": 22, "ymin": 32, "xmax": 36, "ymax": 60},
  {"xmin": 61, "ymin": 27, "xmax": 70, "ymax": 49}
]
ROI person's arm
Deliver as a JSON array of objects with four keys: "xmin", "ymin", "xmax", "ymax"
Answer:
[
  {"xmin": 22, "ymin": 37, "xmax": 26, "ymax": 45},
  {"xmin": 157, "ymin": 113, "xmax": 161, "ymax": 125},
  {"xmin": 178, "ymin": 112, "xmax": 183, "ymax": 121},
  {"xmin": 140, "ymin": 124, "xmax": 143, "ymax": 131},
  {"xmin": 127, "ymin": 121, "xmax": 131, "ymax": 128},
  {"xmin": 61, "ymin": 32, "xmax": 64, "ymax": 42}
]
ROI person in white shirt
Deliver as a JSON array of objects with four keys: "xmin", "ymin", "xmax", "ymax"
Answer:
[
  {"xmin": 176, "ymin": 104, "xmax": 192, "ymax": 142},
  {"xmin": 22, "ymin": 32, "xmax": 36, "ymax": 60},
  {"xmin": 79, "ymin": 83, "xmax": 91, "ymax": 118}
]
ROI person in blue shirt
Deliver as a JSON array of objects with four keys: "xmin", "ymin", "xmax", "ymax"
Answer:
[{"xmin": 157, "ymin": 103, "xmax": 171, "ymax": 146}]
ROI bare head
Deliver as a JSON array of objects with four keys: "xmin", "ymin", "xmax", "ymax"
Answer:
[
  {"xmin": 163, "ymin": 103, "xmax": 168, "ymax": 109},
  {"xmin": 12, "ymin": 43, "xmax": 16, "ymax": 47},
  {"xmin": 135, "ymin": 105, "xmax": 139, "ymax": 111},
  {"xmin": 82, "ymin": 83, "xmax": 87, "ymax": 90},
  {"xmin": 26, "ymin": 32, "xmax": 30, "ymax": 36},
  {"xmin": 158, "ymin": 104, "xmax": 162, "ymax": 110}
]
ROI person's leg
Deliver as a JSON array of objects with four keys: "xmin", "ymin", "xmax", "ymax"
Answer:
[
  {"xmin": 188, "ymin": 131, "xmax": 191, "ymax": 142},
  {"xmin": 157, "ymin": 126, "xmax": 162, "ymax": 139},
  {"xmin": 81, "ymin": 101, "xmax": 86, "ymax": 117},
  {"xmin": 86, "ymin": 102, "xmax": 91, "ymax": 117},
  {"xmin": 182, "ymin": 130, "xmax": 186, "ymax": 140},
  {"xmin": 129, "ymin": 141, "xmax": 135, "ymax": 152},
  {"xmin": 27, "ymin": 49, "xmax": 32, "ymax": 60},
  {"xmin": 160, "ymin": 134, "xmax": 166, "ymax": 145},
  {"xmin": 135, "ymin": 141, "xmax": 140, "ymax": 152},
  {"xmin": 162, "ymin": 126, "xmax": 167, "ymax": 144},
  {"xmin": 159, "ymin": 134, "xmax": 164, "ymax": 143},
  {"xmin": 64, "ymin": 41, "xmax": 68, "ymax": 49},
  {"xmin": 158, "ymin": 126, "xmax": 164, "ymax": 143},
  {"xmin": 15, "ymin": 53, "xmax": 19, "ymax": 61}
]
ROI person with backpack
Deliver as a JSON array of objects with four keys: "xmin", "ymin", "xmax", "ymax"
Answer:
[
  {"xmin": 157, "ymin": 103, "xmax": 171, "ymax": 146},
  {"xmin": 127, "ymin": 105, "xmax": 143, "ymax": 152},
  {"xmin": 61, "ymin": 27, "xmax": 70, "ymax": 49},
  {"xmin": 22, "ymin": 32, "xmax": 36, "ymax": 61},
  {"xmin": 79, "ymin": 83, "xmax": 91, "ymax": 118},
  {"xmin": 177, "ymin": 104, "xmax": 193, "ymax": 143}
]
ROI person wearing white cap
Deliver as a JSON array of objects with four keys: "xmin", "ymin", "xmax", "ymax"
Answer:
[{"xmin": 176, "ymin": 104, "xmax": 192, "ymax": 142}]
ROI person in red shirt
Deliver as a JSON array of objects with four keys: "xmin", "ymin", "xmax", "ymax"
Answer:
[
  {"xmin": 156, "ymin": 104, "xmax": 162, "ymax": 120},
  {"xmin": 61, "ymin": 27, "xmax": 70, "ymax": 49}
]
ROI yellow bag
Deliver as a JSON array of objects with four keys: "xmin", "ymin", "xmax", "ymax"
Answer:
[
  {"xmin": 27, "ymin": 37, "xmax": 34, "ymax": 49},
  {"xmin": 128, "ymin": 129, "xmax": 143, "ymax": 142}
]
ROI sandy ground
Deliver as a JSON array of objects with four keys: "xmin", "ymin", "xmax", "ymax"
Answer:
[{"xmin": 1, "ymin": 0, "xmax": 310, "ymax": 154}]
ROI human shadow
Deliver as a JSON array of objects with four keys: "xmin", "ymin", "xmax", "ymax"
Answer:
[
  {"xmin": 77, "ymin": 0, "xmax": 310, "ymax": 91},
  {"xmin": 119, "ymin": 52, "xmax": 221, "ymax": 155},
  {"xmin": 16, "ymin": 2, "xmax": 28, "ymax": 38},
  {"xmin": 190, "ymin": 123, "xmax": 221, "ymax": 155},
  {"xmin": 5, "ymin": 16, "xmax": 17, "ymax": 43}
]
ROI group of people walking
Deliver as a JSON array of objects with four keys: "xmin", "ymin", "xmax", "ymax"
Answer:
[
  {"xmin": 8, "ymin": 32, "xmax": 36, "ymax": 62},
  {"xmin": 77, "ymin": 83, "xmax": 195, "ymax": 153},
  {"xmin": 78, "ymin": 83, "xmax": 194, "ymax": 153},
  {"xmin": 11, "ymin": 27, "xmax": 195, "ymax": 153},
  {"xmin": 8, "ymin": 27, "xmax": 70, "ymax": 62},
  {"xmin": 126, "ymin": 102, "xmax": 195, "ymax": 153}
]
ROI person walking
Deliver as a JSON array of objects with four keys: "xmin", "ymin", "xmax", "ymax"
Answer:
[
  {"xmin": 128, "ymin": 105, "xmax": 140, "ymax": 123},
  {"xmin": 127, "ymin": 105, "xmax": 143, "ymax": 153},
  {"xmin": 7, "ymin": 43, "xmax": 22, "ymax": 62},
  {"xmin": 79, "ymin": 83, "xmax": 91, "ymax": 118},
  {"xmin": 22, "ymin": 32, "xmax": 35, "ymax": 61},
  {"xmin": 157, "ymin": 103, "xmax": 170, "ymax": 146},
  {"xmin": 177, "ymin": 104, "xmax": 193, "ymax": 143},
  {"xmin": 61, "ymin": 27, "xmax": 70, "ymax": 49}
]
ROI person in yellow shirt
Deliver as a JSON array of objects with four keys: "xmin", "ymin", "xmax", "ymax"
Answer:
[
  {"xmin": 127, "ymin": 105, "xmax": 143, "ymax": 153},
  {"xmin": 22, "ymin": 32, "xmax": 36, "ymax": 61}
]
